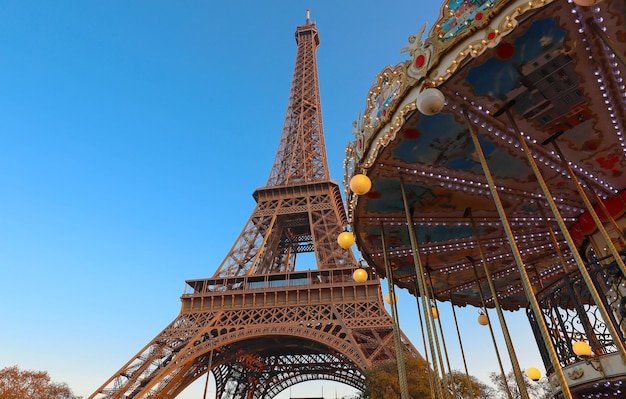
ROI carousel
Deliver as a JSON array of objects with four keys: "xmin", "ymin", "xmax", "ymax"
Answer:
[{"xmin": 341, "ymin": 0, "xmax": 626, "ymax": 397}]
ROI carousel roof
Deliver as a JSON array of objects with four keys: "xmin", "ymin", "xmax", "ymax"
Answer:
[{"xmin": 345, "ymin": 0, "xmax": 626, "ymax": 310}]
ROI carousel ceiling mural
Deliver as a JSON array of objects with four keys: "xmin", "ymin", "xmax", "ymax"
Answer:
[{"xmin": 345, "ymin": 0, "xmax": 626, "ymax": 310}]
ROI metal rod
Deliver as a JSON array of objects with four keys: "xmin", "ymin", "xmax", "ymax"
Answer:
[
  {"xmin": 418, "ymin": 258, "xmax": 451, "ymax": 399},
  {"xmin": 449, "ymin": 295, "xmax": 476, "ymax": 399},
  {"xmin": 414, "ymin": 279, "xmax": 437, "ymax": 399},
  {"xmin": 463, "ymin": 107, "xmax": 573, "ymax": 399},
  {"xmin": 537, "ymin": 203, "xmax": 572, "ymax": 273},
  {"xmin": 426, "ymin": 271, "xmax": 459, "ymax": 399},
  {"xmin": 467, "ymin": 210, "xmax": 529, "ymax": 399},
  {"xmin": 380, "ymin": 224, "xmax": 410, "ymax": 399},
  {"xmin": 429, "ymin": 300, "xmax": 451, "ymax": 399},
  {"xmin": 584, "ymin": 183, "xmax": 626, "ymax": 247},
  {"xmin": 549, "ymin": 139, "xmax": 626, "ymax": 277},
  {"xmin": 390, "ymin": 287, "xmax": 411, "ymax": 397},
  {"xmin": 588, "ymin": 19, "xmax": 626, "ymax": 68},
  {"xmin": 399, "ymin": 176, "xmax": 446, "ymax": 399},
  {"xmin": 470, "ymin": 260, "xmax": 514, "ymax": 399},
  {"xmin": 500, "ymin": 105, "xmax": 626, "ymax": 364}
]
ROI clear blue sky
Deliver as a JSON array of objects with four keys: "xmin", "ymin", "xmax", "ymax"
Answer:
[{"xmin": 0, "ymin": 1, "xmax": 544, "ymax": 398}]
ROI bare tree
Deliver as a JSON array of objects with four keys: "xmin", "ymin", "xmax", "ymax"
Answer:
[
  {"xmin": 0, "ymin": 365, "xmax": 81, "ymax": 399},
  {"xmin": 446, "ymin": 370, "xmax": 495, "ymax": 399},
  {"xmin": 489, "ymin": 369, "xmax": 553, "ymax": 399}
]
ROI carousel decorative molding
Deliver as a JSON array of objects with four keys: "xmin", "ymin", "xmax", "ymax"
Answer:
[
  {"xmin": 344, "ymin": 0, "xmax": 626, "ymax": 398},
  {"xmin": 363, "ymin": 63, "xmax": 410, "ymax": 133}
]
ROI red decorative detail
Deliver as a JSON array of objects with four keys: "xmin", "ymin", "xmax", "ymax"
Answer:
[
  {"xmin": 385, "ymin": 236, "xmax": 402, "ymax": 245},
  {"xmin": 578, "ymin": 212, "xmax": 595, "ymax": 235},
  {"xmin": 487, "ymin": 31, "xmax": 496, "ymax": 40},
  {"xmin": 569, "ymin": 191, "xmax": 626, "ymax": 248},
  {"xmin": 415, "ymin": 54, "xmax": 426, "ymax": 68},
  {"xmin": 357, "ymin": 138, "xmax": 362, "ymax": 149},
  {"xmin": 402, "ymin": 128, "xmax": 421, "ymax": 140},
  {"xmin": 476, "ymin": 12, "xmax": 483, "ymax": 20},
  {"xmin": 366, "ymin": 235, "xmax": 380, "ymax": 241},
  {"xmin": 366, "ymin": 191, "xmax": 381, "ymax": 199},
  {"xmin": 570, "ymin": 224, "xmax": 584, "ymax": 247},
  {"xmin": 597, "ymin": 153, "xmax": 619, "ymax": 169},
  {"xmin": 495, "ymin": 42, "xmax": 515, "ymax": 60},
  {"xmin": 597, "ymin": 195, "xmax": 625, "ymax": 220},
  {"xmin": 581, "ymin": 139, "xmax": 599, "ymax": 152}
]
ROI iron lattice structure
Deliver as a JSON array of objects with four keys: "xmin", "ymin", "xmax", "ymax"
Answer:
[{"xmin": 90, "ymin": 13, "xmax": 419, "ymax": 399}]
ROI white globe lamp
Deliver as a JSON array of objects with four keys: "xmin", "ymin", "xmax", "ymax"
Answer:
[{"xmin": 417, "ymin": 87, "xmax": 445, "ymax": 115}]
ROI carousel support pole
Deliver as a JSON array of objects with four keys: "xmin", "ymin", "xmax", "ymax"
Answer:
[
  {"xmin": 585, "ymin": 185, "xmax": 626, "ymax": 247},
  {"xmin": 531, "ymin": 211, "xmax": 601, "ymax": 354},
  {"xmin": 538, "ymin": 203, "xmax": 606, "ymax": 354},
  {"xmin": 417, "ymin": 253, "xmax": 451, "ymax": 398},
  {"xmin": 543, "ymin": 132, "xmax": 626, "ymax": 276},
  {"xmin": 380, "ymin": 225, "xmax": 410, "ymax": 399},
  {"xmin": 463, "ymin": 106, "xmax": 573, "ymax": 399},
  {"xmin": 427, "ymin": 272, "xmax": 459, "ymax": 399},
  {"xmin": 588, "ymin": 19, "xmax": 626, "ymax": 68},
  {"xmin": 537, "ymin": 203, "xmax": 573, "ymax": 272},
  {"xmin": 449, "ymin": 295, "xmax": 476, "ymax": 399},
  {"xmin": 496, "ymin": 104, "xmax": 626, "ymax": 363},
  {"xmin": 414, "ymin": 279, "xmax": 437, "ymax": 399},
  {"xmin": 466, "ymin": 208, "xmax": 529, "ymax": 399},
  {"xmin": 468, "ymin": 256, "xmax": 515, "ymax": 399},
  {"xmin": 429, "ymin": 296, "xmax": 452, "ymax": 399},
  {"xmin": 399, "ymin": 177, "xmax": 446, "ymax": 399}
]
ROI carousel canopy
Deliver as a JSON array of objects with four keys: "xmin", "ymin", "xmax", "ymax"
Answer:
[{"xmin": 345, "ymin": 0, "xmax": 626, "ymax": 310}]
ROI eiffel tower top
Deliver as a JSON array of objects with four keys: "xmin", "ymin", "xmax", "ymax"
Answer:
[
  {"xmin": 207, "ymin": 13, "xmax": 353, "ymax": 278},
  {"xmin": 265, "ymin": 10, "xmax": 330, "ymax": 187}
]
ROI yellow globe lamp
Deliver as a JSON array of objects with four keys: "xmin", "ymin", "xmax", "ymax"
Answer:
[
  {"xmin": 352, "ymin": 268, "xmax": 368, "ymax": 283},
  {"xmin": 385, "ymin": 292, "xmax": 398, "ymax": 304},
  {"xmin": 527, "ymin": 368, "xmax": 541, "ymax": 382},
  {"xmin": 573, "ymin": 341, "xmax": 592, "ymax": 357},
  {"xmin": 350, "ymin": 174, "xmax": 372, "ymax": 195},
  {"xmin": 477, "ymin": 313, "xmax": 489, "ymax": 326},
  {"xmin": 337, "ymin": 231, "xmax": 355, "ymax": 249},
  {"xmin": 431, "ymin": 307, "xmax": 439, "ymax": 319}
]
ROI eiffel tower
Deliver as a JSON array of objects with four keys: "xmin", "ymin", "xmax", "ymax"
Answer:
[{"xmin": 91, "ymin": 11, "xmax": 419, "ymax": 399}]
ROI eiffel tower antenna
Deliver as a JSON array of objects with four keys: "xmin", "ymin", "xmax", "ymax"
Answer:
[
  {"xmin": 266, "ymin": 8, "xmax": 328, "ymax": 187},
  {"xmin": 210, "ymin": 9, "xmax": 345, "ymax": 278},
  {"xmin": 90, "ymin": 13, "xmax": 420, "ymax": 399}
]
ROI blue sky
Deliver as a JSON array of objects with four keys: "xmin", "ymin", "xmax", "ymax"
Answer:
[{"xmin": 0, "ymin": 1, "xmax": 545, "ymax": 398}]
